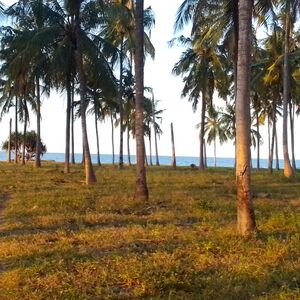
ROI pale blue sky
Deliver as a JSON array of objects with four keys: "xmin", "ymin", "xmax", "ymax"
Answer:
[{"xmin": 0, "ymin": 0, "xmax": 298, "ymax": 160}]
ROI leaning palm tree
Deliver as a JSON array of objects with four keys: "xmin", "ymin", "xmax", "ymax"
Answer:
[
  {"xmin": 235, "ymin": 0, "xmax": 256, "ymax": 235},
  {"xmin": 134, "ymin": 0, "xmax": 148, "ymax": 200}
]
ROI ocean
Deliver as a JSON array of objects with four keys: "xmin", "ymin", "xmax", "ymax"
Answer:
[{"xmin": 0, "ymin": 151, "xmax": 298, "ymax": 169}]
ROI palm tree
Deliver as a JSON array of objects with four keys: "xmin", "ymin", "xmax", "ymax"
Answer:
[
  {"xmin": 202, "ymin": 105, "xmax": 227, "ymax": 167},
  {"xmin": 134, "ymin": 0, "xmax": 148, "ymax": 200},
  {"xmin": 280, "ymin": 0, "xmax": 300, "ymax": 177},
  {"xmin": 171, "ymin": 32, "xmax": 229, "ymax": 170},
  {"xmin": 235, "ymin": 0, "xmax": 256, "ymax": 235},
  {"xmin": 102, "ymin": 0, "xmax": 155, "ymax": 169},
  {"xmin": 71, "ymin": 0, "xmax": 97, "ymax": 184},
  {"xmin": 4, "ymin": 0, "xmax": 54, "ymax": 169}
]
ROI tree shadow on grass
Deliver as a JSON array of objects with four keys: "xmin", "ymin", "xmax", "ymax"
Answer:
[{"xmin": 1, "ymin": 241, "xmax": 300, "ymax": 300}]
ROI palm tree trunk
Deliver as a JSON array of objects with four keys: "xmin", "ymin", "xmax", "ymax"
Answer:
[
  {"xmin": 149, "ymin": 129, "xmax": 153, "ymax": 166},
  {"xmin": 74, "ymin": 8, "xmax": 96, "ymax": 185},
  {"xmin": 8, "ymin": 118, "xmax": 12, "ymax": 163},
  {"xmin": 95, "ymin": 112, "xmax": 101, "ymax": 166},
  {"xmin": 282, "ymin": 8, "xmax": 294, "ymax": 177},
  {"xmin": 171, "ymin": 122, "xmax": 176, "ymax": 168},
  {"xmin": 71, "ymin": 79, "xmax": 75, "ymax": 164},
  {"xmin": 64, "ymin": 76, "xmax": 71, "ymax": 173},
  {"xmin": 204, "ymin": 140, "xmax": 207, "ymax": 168},
  {"xmin": 127, "ymin": 125, "xmax": 131, "ymax": 165},
  {"xmin": 236, "ymin": 0, "xmax": 256, "ymax": 235},
  {"xmin": 289, "ymin": 102, "xmax": 296, "ymax": 170},
  {"xmin": 134, "ymin": 0, "xmax": 148, "ymax": 200},
  {"xmin": 199, "ymin": 95, "xmax": 206, "ymax": 170},
  {"xmin": 22, "ymin": 116, "xmax": 27, "ymax": 165},
  {"xmin": 154, "ymin": 125, "xmax": 160, "ymax": 166},
  {"xmin": 268, "ymin": 116, "xmax": 271, "ymax": 163},
  {"xmin": 275, "ymin": 125, "xmax": 279, "ymax": 170},
  {"xmin": 118, "ymin": 35, "xmax": 124, "ymax": 170},
  {"xmin": 269, "ymin": 117, "xmax": 275, "ymax": 173},
  {"xmin": 144, "ymin": 140, "xmax": 148, "ymax": 167},
  {"xmin": 14, "ymin": 97, "xmax": 18, "ymax": 164},
  {"xmin": 256, "ymin": 112, "xmax": 260, "ymax": 169},
  {"xmin": 110, "ymin": 114, "xmax": 115, "ymax": 165},
  {"xmin": 35, "ymin": 76, "xmax": 41, "ymax": 168},
  {"xmin": 214, "ymin": 137, "xmax": 216, "ymax": 167}
]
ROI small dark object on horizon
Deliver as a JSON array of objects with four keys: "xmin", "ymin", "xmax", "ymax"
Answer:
[{"xmin": 190, "ymin": 164, "xmax": 197, "ymax": 169}]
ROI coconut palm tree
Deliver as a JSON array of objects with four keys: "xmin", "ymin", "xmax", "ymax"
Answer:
[
  {"xmin": 102, "ymin": 0, "xmax": 155, "ymax": 169},
  {"xmin": 280, "ymin": 0, "xmax": 300, "ymax": 177},
  {"xmin": 171, "ymin": 33, "xmax": 229, "ymax": 170},
  {"xmin": 4, "ymin": 0, "xmax": 55, "ymax": 168},
  {"xmin": 134, "ymin": 0, "xmax": 148, "ymax": 200},
  {"xmin": 202, "ymin": 105, "xmax": 227, "ymax": 167},
  {"xmin": 235, "ymin": 0, "xmax": 256, "ymax": 235}
]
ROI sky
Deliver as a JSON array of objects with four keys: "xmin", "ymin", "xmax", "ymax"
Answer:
[{"xmin": 0, "ymin": 0, "xmax": 299, "ymax": 160}]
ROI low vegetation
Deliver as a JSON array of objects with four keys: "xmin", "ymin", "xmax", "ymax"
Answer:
[{"xmin": 0, "ymin": 162, "xmax": 300, "ymax": 299}]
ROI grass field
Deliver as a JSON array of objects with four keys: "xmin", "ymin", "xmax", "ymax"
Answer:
[{"xmin": 0, "ymin": 162, "xmax": 300, "ymax": 299}]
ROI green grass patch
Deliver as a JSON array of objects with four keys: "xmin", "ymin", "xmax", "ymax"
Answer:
[{"xmin": 0, "ymin": 162, "xmax": 300, "ymax": 299}]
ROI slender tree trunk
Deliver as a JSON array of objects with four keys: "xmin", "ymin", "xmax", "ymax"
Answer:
[
  {"xmin": 127, "ymin": 125, "xmax": 131, "ymax": 165},
  {"xmin": 14, "ymin": 97, "xmax": 18, "ymax": 164},
  {"xmin": 75, "ymin": 8, "xmax": 96, "ymax": 184},
  {"xmin": 81, "ymin": 143, "xmax": 85, "ymax": 166},
  {"xmin": 71, "ymin": 79, "xmax": 75, "ymax": 164},
  {"xmin": 144, "ymin": 140, "xmax": 148, "ymax": 167},
  {"xmin": 134, "ymin": 0, "xmax": 148, "ymax": 200},
  {"xmin": 269, "ymin": 118, "xmax": 275, "ymax": 174},
  {"xmin": 151, "ymin": 97, "xmax": 160, "ymax": 166},
  {"xmin": 214, "ymin": 138, "xmax": 216, "ymax": 167},
  {"xmin": 149, "ymin": 129, "xmax": 153, "ymax": 166},
  {"xmin": 95, "ymin": 112, "xmax": 101, "ymax": 166},
  {"xmin": 204, "ymin": 140, "xmax": 207, "ymax": 168},
  {"xmin": 8, "ymin": 118, "xmax": 12, "ymax": 163},
  {"xmin": 256, "ymin": 112, "xmax": 260, "ymax": 169},
  {"xmin": 119, "ymin": 35, "xmax": 124, "ymax": 169},
  {"xmin": 268, "ymin": 116, "xmax": 271, "ymax": 163},
  {"xmin": 64, "ymin": 76, "xmax": 71, "ymax": 173},
  {"xmin": 154, "ymin": 126, "xmax": 160, "ymax": 166},
  {"xmin": 22, "ymin": 115, "xmax": 27, "ymax": 165},
  {"xmin": 289, "ymin": 102, "xmax": 296, "ymax": 170},
  {"xmin": 236, "ymin": 0, "xmax": 256, "ymax": 235},
  {"xmin": 275, "ymin": 125, "xmax": 279, "ymax": 170},
  {"xmin": 111, "ymin": 114, "xmax": 115, "ymax": 165},
  {"xmin": 35, "ymin": 76, "xmax": 41, "ymax": 168},
  {"xmin": 171, "ymin": 122, "xmax": 176, "ymax": 168},
  {"xmin": 199, "ymin": 95, "xmax": 206, "ymax": 170},
  {"xmin": 282, "ymin": 9, "xmax": 294, "ymax": 177}
]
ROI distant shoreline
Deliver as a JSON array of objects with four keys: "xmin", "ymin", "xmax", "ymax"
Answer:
[{"xmin": 0, "ymin": 151, "xmax": 297, "ymax": 169}]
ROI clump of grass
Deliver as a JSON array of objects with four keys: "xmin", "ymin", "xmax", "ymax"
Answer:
[{"xmin": 0, "ymin": 162, "xmax": 300, "ymax": 299}]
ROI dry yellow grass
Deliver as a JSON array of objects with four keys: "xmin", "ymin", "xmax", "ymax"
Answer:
[{"xmin": 0, "ymin": 162, "xmax": 300, "ymax": 299}]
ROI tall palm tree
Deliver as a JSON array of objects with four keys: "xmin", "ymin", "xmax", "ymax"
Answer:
[
  {"xmin": 235, "ymin": 0, "xmax": 256, "ymax": 235},
  {"xmin": 134, "ymin": 0, "xmax": 148, "ymax": 200},
  {"xmin": 71, "ymin": 0, "xmax": 97, "ymax": 184},
  {"xmin": 172, "ymin": 33, "xmax": 229, "ymax": 170},
  {"xmin": 4, "ymin": 0, "xmax": 54, "ymax": 169},
  {"xmin": 102, "ymin": 0, "xmax": 154, "ymax": 169},
  {"xmin": 280, "ymin": 0, "xmax": 300, "ymax": 177}
]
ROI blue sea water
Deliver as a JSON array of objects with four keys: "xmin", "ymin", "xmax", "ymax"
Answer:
[{"xmin": 1, "ymin": 151, "xmax": 298, "ymax": 169}]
